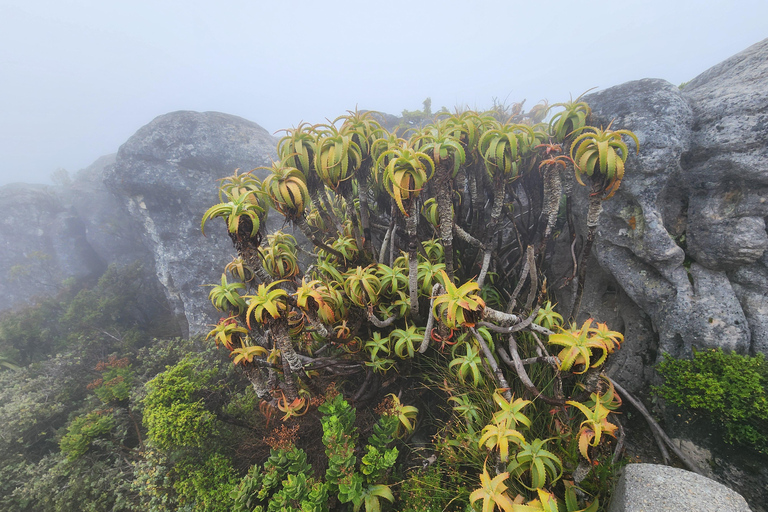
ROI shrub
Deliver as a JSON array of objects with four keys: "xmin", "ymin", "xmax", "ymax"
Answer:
[{"xmin": 656, "ymin": 348, "xmax": 768, "ymax": 453}]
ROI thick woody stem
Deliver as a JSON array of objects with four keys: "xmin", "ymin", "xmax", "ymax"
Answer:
[
  {"xmin": 368, "ymin": 307, "xmax": 397, "ymax": 328},
  {"xmin": 295, "ymin": 216, "xmax": 345, "ymax": 261},
  {"xmin": 541, "ymin": 164, "xmax": 562, "ymax": 245},
  {"xmin": 242, "ymin": 364, "xmax": 272, "ymax": 401},
  {"xmin": 435, "ymin": 165, "xmax": 455, "ymax": 280},
  {"xmin": 407, "ymin": 201, "xmax": 420, "ymax": 320},
  {"xmin": 357, "ymin": 162, "xmax": 374, "ymax": 257},
  {"xmin": 570, "ymin": 192, "xmax": 602, "ymax": 320}
]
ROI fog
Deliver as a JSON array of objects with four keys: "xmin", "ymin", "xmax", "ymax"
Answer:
[{"xmin": 0, "ymin": 0, "xmax": 766, "ymax": 186}]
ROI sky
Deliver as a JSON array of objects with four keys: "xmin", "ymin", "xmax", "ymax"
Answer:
[{"xmin": 0, "ymin": 0, "xmax": 766, "ymax": 186}]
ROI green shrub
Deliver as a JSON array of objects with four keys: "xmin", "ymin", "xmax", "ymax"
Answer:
[
  {"xmin": 142, "ymin": 356, "xmax": 220, "ymax": 451},
  {"xmin": 656, "ymin": 348, "xmax": 768, "ymax": 453},
  {"xmin": 60, "ymin": 410, "xmax": 116, "ymax": 461}
]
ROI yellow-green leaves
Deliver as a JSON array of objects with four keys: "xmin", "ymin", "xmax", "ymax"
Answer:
[
  {"xmin": 469, "ymin": 464, "xmax": 516, "ymax": 512},
  {"xmin": 383, "ymin": 393, "xmax": 418, "ymax": 436},
  {"xmin": 506, "ymin": 438, "xmax": 563, "ymax": 490},
  {"xmin": 548, "ymin": 98, "xmax": 591, "ymax": 143},
  {"xmin": 391, "ymin": 324, "xmax": 424, "ymax": 360},
  {"xmin": 566, "ymin": 394, "xmax": 619, "ymax": 461},
  {"xmin": 343, "ymin": 265, "xmax": 382, "ymax": 308},
  {"xmin": 432, "ymin": 270, "xmax": 486, "ymax": 329},
  {"xmin": 534, "ymin": 301, "xmax": 563, "ymax": 331},
  {"xmin": 245, "ymin": 281, "xmax": 289, "ymax": 327},
  {"xmin": 230, "ymin": 345, "xmax": 269, "ymax": 365},
  {"xmin": 315, "ymin": 125, "xmax": 363, "ymax": 192},
  {"xmin": 261, "ymin": 162, "xmax": 310, "ymax": 220},
  {"xmin": 277, "ymin": 122, "xmax": 318, "ymax": 175},
  {"xmin": 206, "ymin": 273, "xmax": 247, "ymax": 314},
  {"xmin": 375, "ymin": 142, "xmax": 434, "ymax": 216},
  {"xmin": 491, "ymin": 390, "xmax": 532, "ymax": 429},
  {"xmin": 479, "ymin": 123, "xmax": 536, "ymax": 178},
  {"xmin": 548, "ymin": 319, "xmax": 618, "ymax": 374},
  {"xmin": 570, "ymin": 124, "xmax": 639, "ymax": 200},
  {"xmin": 262, "ymin": 231, "xmax": 300, "ymax": 279},
  {"xmin": 449, "ymin": 341, "xmax": 484, "ymax": 386},
  {"xmin": 413, "ymin": 122, "xmax": 466, "ymax": 177},
  {"xmin": 201, "ymin": 190, "xmax": 265, "ymax": 237},
  {"xmin": 206, "ymin": 316, "xmax": 247, "ymax": 350},
  {"xmin": 479, "ymin": 419, "xmax": 525, "ymax": 462}
]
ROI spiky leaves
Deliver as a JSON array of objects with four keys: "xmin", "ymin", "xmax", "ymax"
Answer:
[
  {"xmin": 432, "ymin": 270, "xmax": 486, "ymax": 329},
  {"xmin": 449, "ymin": 341, "xmax": 484, "ymax": 386},
  {"xmin": 206, "ymin": 316, "xmax": 247, "ymax": 350},
  {"xmin": 547, "ymin": 319, "xmax": 615, "ymax": 374},
  {"xmin": 245, "ymin": 281, "xmax": 289, "ymax": 328},
  {"xmin": 343, "ymin": 265, "xmax": 382, "ymax": 308},
  {"xmin": 548, "ymin": 98, "xmax": 592, "ymax": 143},
  {"xmin": 566, "ymin": 395, "xmax": 619, "ymax": 461},
  {"xmin": 206, "ymin": 273, "xmax": 247, "ymax": 314},
  {"xmin": 314, "ymin": 125, "xmax": 363, "ymax": 192},
  {"xmin": 506, "ymin": 438, "xmax": 563, "ymax": 490},
  {"xmin": 570, "ymin": 124, "xmax": 639, "ymax": 201},
  {"xmin": 277, "ymin": 122, "xmax": 318, "ymax": 175},
  {"xmin": 479, "ymin": 123, "xmax": 536, "ymax": 178},
  {"xmin": 375, "ymin": 143, "xmax": 434, "ymax": 216},
  {"xmin": 469, "ymin": 465, "xmax": 515, "ymax": 512},
  {"xmin": 491, "ymin": 390, "xmax": 532, "ymax": 429},
  {"xmin": 262, "ymin": 231, "xmax": 300, "ymax": 279},
  {"xmin": 261, "ymin": 162, "xmax": 311, "ymax": 220},
  {"xmin": 201, "ymin": 189, "xmax": 266, "ymax": 237},
  {"xmin": 479, "ymin": 418, "xmax": 525, "ymax": 462}
]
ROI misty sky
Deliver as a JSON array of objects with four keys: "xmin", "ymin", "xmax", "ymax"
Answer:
[{"xmin": 0, "ymin": 0, "xmax": 766, "ymax": 186}]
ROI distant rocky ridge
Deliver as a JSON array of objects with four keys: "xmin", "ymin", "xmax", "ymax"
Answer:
[{"xmin": 0, "ymin": 154, "xmax": 157, "ymax": 313}]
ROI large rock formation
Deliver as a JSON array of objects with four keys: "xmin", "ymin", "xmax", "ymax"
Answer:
[
  {"xmin": 104, "ymin": 111, "xmax": 279, "ymax": 337},
  {"xmin": 556, "ymin": 39, "xmax": 768, "ymax": 394},
  {"xmin": 552, "ymin": 38, "xmax": 768, "ymax": 511}
]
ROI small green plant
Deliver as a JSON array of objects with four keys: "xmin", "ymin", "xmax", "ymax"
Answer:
[{"xmin": 656, "ymin": 348, "xmax": 768, "ymax": 453}]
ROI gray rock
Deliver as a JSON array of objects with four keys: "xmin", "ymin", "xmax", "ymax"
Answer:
[
  {"xmin": 0, "ymin": 155, "xmax": 167, "ymax": 329},
  {"xmin": 729, "ymin": 251, "xmax": 768, "ymax": 355},
  {"xmin": 0, "ymin": 181, "xmax": 103, "ymax": 310},
  {"xmin": 104, "ymin": 111, "xmax": 279, "ymax": 337},
  {"xmin": 561, "ymin": 39, "xmax": 768, "ymax": 369},
  {"xmin": 608, "ymin": 463, "xmax": 752, "ymax": 512}
]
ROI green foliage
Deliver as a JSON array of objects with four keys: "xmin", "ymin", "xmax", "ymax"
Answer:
[
  {"xmin": 232, "ymin": 394, "xmax": 399, "ymax": 512},
  {"xmin": 142, "ymin": 356, "xmax": 220, "ymax": 451},
  {"xmin": 174, "ymin": 453, "xmax": 239, "ymax": 512},
  {"xmin": 656, "ymin": 349, "xmax": 768, "ymax": 453},
  {"xmin": 59, "ymin": 410, "xmax": 116, "ymax": 461}
]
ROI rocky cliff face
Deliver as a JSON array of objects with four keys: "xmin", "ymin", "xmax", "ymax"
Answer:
[
  {"xmin": 552, "ymin": 39, "xmax": 768, "ymax": 395},
  {"xmin": 0, "ymin": 155, "xmax": 157, "ymax": 312},
  {"xmin": 104, "ymin": 111, "xmax": 279, "ymax": 337}
]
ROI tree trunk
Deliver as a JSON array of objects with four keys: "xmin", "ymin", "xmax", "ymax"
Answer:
[
  {"xmin": 570, "ymin": 193, "xmax": 602, "ymax": 320},
  {"xmin": 357, "ymin": 161, "xmax": 375, "ymax": 258},
  {"xmin": 406, "ymin": 201, "xmax": 420, "ymax": 320},
  {"xmin": 541, "ymin": 164, "xmax": 562, "ymax": 246},
  {"xmin": 272, "ymin": 320, "xmax": 300, "ymax": 400},
  {"xmin": 435, "ymin": 163, "xmax": 455, "ymax": 280}
]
